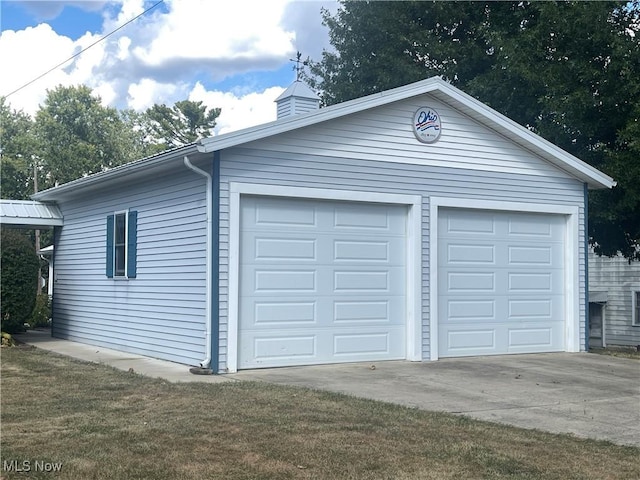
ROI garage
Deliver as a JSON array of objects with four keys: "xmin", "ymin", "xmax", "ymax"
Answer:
[
  {"xmin": 437, "ymin": 208, "xmax": 566, "ymax": 357},
  {"xmin": 238, "ymin": 196, "xmax": 407, "ymax": 369}
]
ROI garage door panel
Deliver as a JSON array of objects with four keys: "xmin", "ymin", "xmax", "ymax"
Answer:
[
  {"xmin": 444, "ymin": 296, "xmax": 563, "ymax": 323},
  {"xmin": 441, "ymin": 321, "xmax": 564, "ymax": 355},
  {"xmin": 441, "ymin": 240, "xmax": 563, "ymax": 266},
  {"xmin": 333, "ymin": 203, "xmax": 405, "ymax": 232},
  {"xmin": 334, "ymin": 300, "xmax": 390, "ymax": 323},
  {"xmin": 508, "ymin": 322, "xmax": 564, "ymax": 353},
  {"xmin": 508, "ymin": 215, "xmax": 561, "ymax": 238},
  {"xmin": 242, "ymin": 234, "xmax": 404, "ymax": 266},
  {"xmin": 447, "ymin": 299, "xmax": 496, "ymax": 321},
  {"xmin": 445, "ymin": 210, "xmax": 496, "ymax": 235},
  {"xmin": 241, "ymin": 325, "xmax": 405, "ymax": 369},
  {"xmin": 254, "ymin": 236, "xmax": 317, "ymax": 261},
  {"xmin": 249, "ymin": 198, "xmax": 317, "ymax": 228},
  {"xmin": 444, "ymin": 329, "xmax": 496, "ymax": 353},
  {"xmin": 240, "ymin": 196, "xmax": 407, "ymax": 368},
  {"xmin": 253, "ymin": 301, "xmax": 317, "ymax": 325},
  {"xmin": 445, "ymin": 271, "xmax": 496, "ymax": 292},
  {"xmin": 251, "ymin": 334, "xmax": 317, "ymax": 364},
  {"xmin": 508, "ymin": 297, "xmax": 563, "ymax": 321},
  {"xmin": 253, "ymin": 269, "xmax": 317, "ymax": 293},
  {"xmin": 438, "ymin": 208, "xmax": 565, "ymax": 357},
  {"xmin": 446, "ymin": 244, "xmax": 495, "ymax": 264},
  {"xmin": 508, "ymin": 272, "xmax": 553, "ymax": 292},
  {"xmin": 241, "ymin": 266, "xmax": 404, "ymax": 296},
  {"xmin": 243, "ymin": 296, "xmax": 405, "ymax": 330}
]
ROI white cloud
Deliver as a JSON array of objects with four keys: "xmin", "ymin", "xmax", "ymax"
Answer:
[
  {"xmin": 189, "ymin": 82, "xmax": 285, "ymax": 135},
  {"xmin": 126, "ymin": 78, "xmax": 188, "ymax": 111},
  {"xmin": 134, "ymin": 0, "xmax": 295, "ymax": 68},
  {"xmin": 0, "ymin": 0, "xmax": 337, "ymax": 133},
  {"xmin": 0, "ymin": 23, "xmax": 79, "ymax": 113}
]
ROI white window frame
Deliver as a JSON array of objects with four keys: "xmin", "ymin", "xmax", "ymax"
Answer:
[{"xmin": 113, "ymin": 209, "xmax": 129, "ymax": 278}]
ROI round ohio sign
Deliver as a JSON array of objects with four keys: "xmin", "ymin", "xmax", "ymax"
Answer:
[{"xmin": 413, "ymin": 107, "xmax": 442, "ymax": 143}]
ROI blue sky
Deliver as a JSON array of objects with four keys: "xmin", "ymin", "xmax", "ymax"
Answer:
[{"xmin": 0, "ymin": 0, "xmax": 338, "ymax": 134}]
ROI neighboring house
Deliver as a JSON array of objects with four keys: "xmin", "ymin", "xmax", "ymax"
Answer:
[
  {"xmin": 588, "ymin": 251, "xmax": 640, "ymax": 348},
  {"xmin": 17, "ymin": 77, "xmax": 615, "ymax": 373}
]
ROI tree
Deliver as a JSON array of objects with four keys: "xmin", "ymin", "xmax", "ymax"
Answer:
[
  {"xmin": 34, "ymin": 85, "xmax": 139, "ymax": 189},
  {"xmin": 0, "ymin": 229, "xmax": 40, "ymax": 333},
  {"xmin": 309, "ymin": 0, "xmax": 640, "ymax": 260},
  {"xmin": 0, "ymin": 97, "xmax": 37, "ymax": 200},
  {"xmin": 119, "ymin": 108, "xmax": 165, "ymax": 158},
  {"xmin": 144, "ymin": 100, "xmax": 221, "ymax": 149}
]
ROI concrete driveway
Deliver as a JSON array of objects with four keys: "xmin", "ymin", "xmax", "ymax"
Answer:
[{"xmin": 234, "ymin": 353, "xmax": 640, "ymax": 447}]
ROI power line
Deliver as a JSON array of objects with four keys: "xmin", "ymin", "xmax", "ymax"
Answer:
[{"xmin": 4, "ymin": 0, "xmax": 164, "ymax": 99}]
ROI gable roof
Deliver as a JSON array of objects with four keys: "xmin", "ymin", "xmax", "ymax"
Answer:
[
  {"xmin": 197, "ymin": 77, "xmax": 614, "ymax": 189},
  {"xmin": 33, "ymin": 77, "xmax": 614, "ymax": 202}
]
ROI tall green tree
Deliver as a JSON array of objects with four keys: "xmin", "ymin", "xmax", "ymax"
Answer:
[
  {"xmin": 119, "ymin": 108, "xmax": 165, "ymax": 158},
  {"xmin": 0, "ymin": 97, "xmax": 37, "ymax": 200},
  {"xmin": 309, "ymin": 0, "xmax": 640, "ymax": 259},
  {"xmin": 144, "ymin": 100, "xmax": 221, "ymax": 150},
  {"xmin": 34, "ymin": 85, "xmax": 138, "ymax": 189}
]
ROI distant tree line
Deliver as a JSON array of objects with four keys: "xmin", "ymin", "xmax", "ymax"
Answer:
[{"xmin": 0, "ymin": 85, "xmax": 220, "ymax": 198}]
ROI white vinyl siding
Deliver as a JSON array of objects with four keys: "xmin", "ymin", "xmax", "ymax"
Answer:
[
  {"xmin": 216, "ymin": 93, "xmax": 587, "ymax": 372},
  {"xmin": 52, "ymin": 168, "xmax": 208, "ymax": 365}
]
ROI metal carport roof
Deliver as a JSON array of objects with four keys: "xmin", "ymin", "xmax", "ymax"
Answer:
[{"xmin": 0, "ymin": 200, "xmax": 64, "ymax": 228}]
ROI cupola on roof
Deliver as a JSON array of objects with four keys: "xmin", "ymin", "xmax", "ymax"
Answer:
[{"xmin": 275, "ymin": 80, "xmax": 320, "ymax": 119}]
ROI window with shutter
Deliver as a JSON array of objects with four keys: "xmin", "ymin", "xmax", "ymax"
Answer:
[{"xmin": 106, "ymin": 210, "xmax": 137, "ymax": 278}]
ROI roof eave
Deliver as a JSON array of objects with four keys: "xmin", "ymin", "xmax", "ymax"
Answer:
[{"xmin": 33, "ymin": 144, "xmax": 200, "ymax": 202}]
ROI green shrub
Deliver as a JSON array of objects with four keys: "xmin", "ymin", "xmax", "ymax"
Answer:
[
  {"xmin": 29, "ymin": 293, "xmax": 51, "ymax": 328},
  {"xmin": 1, "ymin": 229, "xmax": 40, "ymax": 333}
]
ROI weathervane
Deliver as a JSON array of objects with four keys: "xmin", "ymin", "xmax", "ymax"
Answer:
[{"xmin": 289, "ymin": 51, "xmax": 308, "ymax": 81}]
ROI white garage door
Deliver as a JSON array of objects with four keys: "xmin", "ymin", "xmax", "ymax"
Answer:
[
  {"xmin": 438, "ymin": 208, "xmax": 565, "ymax": 357},
  {"xmin": 239, "ymin": 196, "xmax": 406, "ymax": 369}
]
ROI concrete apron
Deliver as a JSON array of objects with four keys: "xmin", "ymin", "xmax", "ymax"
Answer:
[
  {"xmin": 233, "ymin": 354, "xmax": 640, "ymax": 448},
  {"xmin": 14, "ymin": 330, "xmax": 640, "ymax": 447}
]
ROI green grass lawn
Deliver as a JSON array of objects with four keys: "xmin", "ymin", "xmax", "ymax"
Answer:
[{"xmin": 1, "ymin": 346, "xmax": 638, "ymax": 480}]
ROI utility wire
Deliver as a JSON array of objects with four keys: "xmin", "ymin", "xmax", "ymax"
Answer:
[{"xmin": 4, "ymin": 0, "xmax": 164, "ymax": 98}]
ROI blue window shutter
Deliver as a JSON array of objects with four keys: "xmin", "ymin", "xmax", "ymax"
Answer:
[
  {"xmin": 127, "ymin": 210, "xmax": 137, "ymax": 278},
  {"xmin": 106, "ymin": 215, "xmax": 114, "ymax": 278}
]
